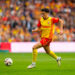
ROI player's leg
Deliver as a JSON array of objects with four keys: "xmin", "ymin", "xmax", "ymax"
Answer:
[
  {"xmin": 43, "ymin": 45, "xmax": 61, "ymax": 66},
  {"xmin": 32, "ymin": 42, "xmax": 42, "ymax": 63},
  {"xmin": 27, "ymin": 42, "xmax": 42, "ymax": 68},
  {"xmin": 43, "ymin": 45, "xmax": 57, "ymax": 59}
]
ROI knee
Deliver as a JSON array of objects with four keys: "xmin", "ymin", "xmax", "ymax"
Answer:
[
  {"xmin": 32, "ymin": 46, "xmax": 37, "ymax": 50},
  {"xmin": 46, "ymin": 51, "xmax": 49, "ymax": 54}
]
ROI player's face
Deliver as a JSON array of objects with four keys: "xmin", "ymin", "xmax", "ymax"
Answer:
[{"xmin": 41, "ymin": 11, "xmax": 49, "ymax": 19}]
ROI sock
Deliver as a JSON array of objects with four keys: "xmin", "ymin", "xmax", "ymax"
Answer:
[
  {"xmin": 32, "ymin": 49, "xmax": 37, "ymax": 63},
  {"xmin": 49, "ymin": 51, "xmax": 57, "ymax": 60}
]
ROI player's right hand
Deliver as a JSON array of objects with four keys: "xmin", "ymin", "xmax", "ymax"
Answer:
[{"xmin": 60, "ymin": 30, "xmax": 63, "ymax": 35}]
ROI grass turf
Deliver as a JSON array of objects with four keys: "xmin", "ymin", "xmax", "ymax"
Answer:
[{"xmin": 0, "ymin": 53, "xmax": 75, "ymax": 75}]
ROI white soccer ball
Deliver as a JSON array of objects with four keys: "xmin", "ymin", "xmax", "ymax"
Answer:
[{"xmin": 4, "ymin": 58, "xmax": 13, "ymax": 66}]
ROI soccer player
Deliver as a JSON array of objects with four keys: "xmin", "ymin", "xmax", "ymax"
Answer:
[{"xmin": 27, "ymin": 8, "xmax": 64, "ymax": 69}]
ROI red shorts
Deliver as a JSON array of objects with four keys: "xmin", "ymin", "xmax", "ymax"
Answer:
[{"xmin": 40, "ymin": 38, "xmax": 52, "ymax": 46}]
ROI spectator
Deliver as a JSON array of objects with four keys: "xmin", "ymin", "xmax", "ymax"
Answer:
[{"xmin": 0, "ymin": 0, "xmax": 74, "ymax": 42}]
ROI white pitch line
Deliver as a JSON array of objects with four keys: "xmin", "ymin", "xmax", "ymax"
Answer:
[
  {"xmin": 61, "ymin": 58, "xmax": 75, "ymax": 60},
  {"xmin": 38, "ymin": 58, "xmax": 75, "ymax": 61}
]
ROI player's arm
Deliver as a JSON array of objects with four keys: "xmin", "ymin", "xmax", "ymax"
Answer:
[
  {"xmin": 32, "ymin": 20, "xmax": 41, "ymax": 33},
  {"xmin": 59, "ymin": 19, "xmax": 64, "ymax": 34},
  {"xmin": 32, "ymin": 28, "xmax": 41, "ymax": 32},
  {"xmin": 52, "ymin": 17, "xmax": 64, "ymax": 34}
]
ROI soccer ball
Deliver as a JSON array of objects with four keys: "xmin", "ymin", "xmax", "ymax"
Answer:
[{"xmin": 4, "ymin": 58, "xmax": 13, "ymax": 66}]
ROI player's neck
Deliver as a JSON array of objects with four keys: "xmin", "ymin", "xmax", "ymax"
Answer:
[{"xmin": 43, "ymin": 16, "xmax": 49, "ymax": 20}]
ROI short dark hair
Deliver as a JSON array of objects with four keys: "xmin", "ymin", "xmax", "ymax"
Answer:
[{"xmin": 41, "ymin": 8, "xmax": 49, "ymax": 13}]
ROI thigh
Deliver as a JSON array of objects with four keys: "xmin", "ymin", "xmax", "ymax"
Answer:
[{"xmin": 33, "ymin": 42, "xmax": 42, "ymax": 49}]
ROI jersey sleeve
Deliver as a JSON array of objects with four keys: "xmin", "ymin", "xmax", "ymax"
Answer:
[
  {"xmin": 52, "ymin": 17, "xmax": 59, "ymax": 23},
  {"xmin": 37, "ymin": 20, "xmax": 41, "ymax": 28}
]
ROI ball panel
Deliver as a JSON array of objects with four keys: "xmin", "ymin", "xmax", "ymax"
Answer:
[{"xmin": 4, "ymin": 58, "xmax": 13, "ymax": 66}]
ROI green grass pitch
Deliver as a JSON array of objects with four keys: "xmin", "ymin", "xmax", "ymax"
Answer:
[{"xmin": 0, "ymin": 53, "xmax": 75, "ymax": 75}]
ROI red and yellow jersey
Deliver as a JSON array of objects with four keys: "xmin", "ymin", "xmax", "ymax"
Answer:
[{"xmin": 37, "ymin": 17, "xmax": 59, "ymax": 39}]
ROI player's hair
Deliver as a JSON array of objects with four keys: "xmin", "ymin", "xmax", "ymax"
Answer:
[{"xmin": 41, "ymin": 8, "xmax": 49, "ymax": 13}]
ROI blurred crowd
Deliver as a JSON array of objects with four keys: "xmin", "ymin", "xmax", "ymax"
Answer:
[{"xmin": 0, "ymin": 0, "xmax": 75, "ymax": 42}]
